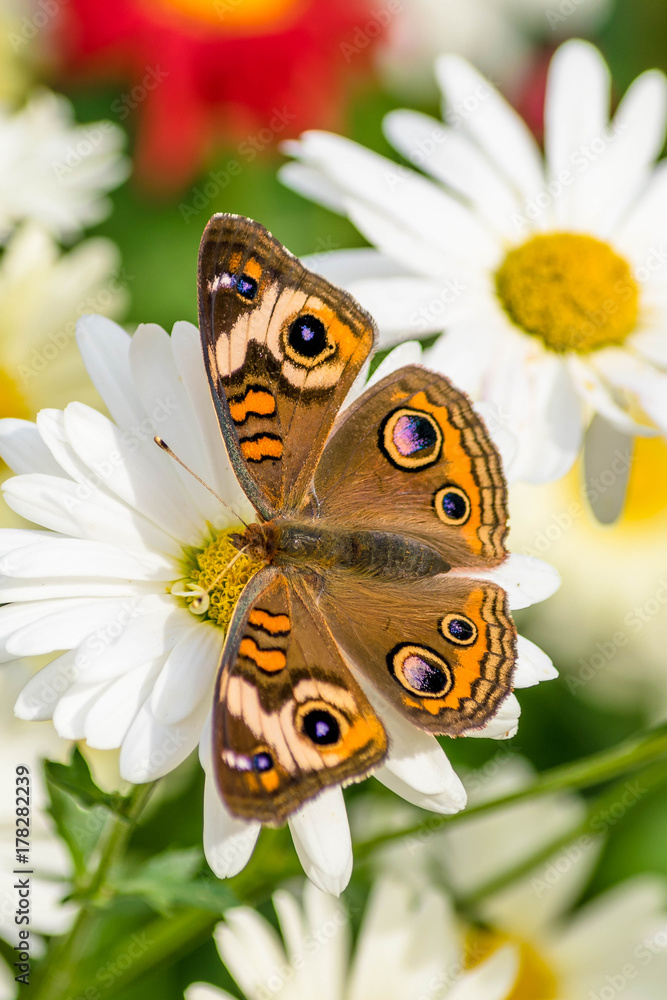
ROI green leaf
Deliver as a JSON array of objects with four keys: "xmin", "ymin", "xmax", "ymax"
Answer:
[
  {"xmin": 43, "ymin": 750, "xmax": 116, "ymax": 878},
  {"xmin": 44, "ymin": 748, "xmax": 121, "ymax": 811},
  {"xmin": 109, "ymin": 848, "xmax": 236, "ymax": 915},
  {"xmin": 45, "ymin": 781, "xmax": 108, "ymax": 879}
]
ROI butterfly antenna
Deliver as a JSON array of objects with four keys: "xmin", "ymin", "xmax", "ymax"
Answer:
[{"xmin": 154, "ymin": 436, "xmax": 249, "ymax": 528}]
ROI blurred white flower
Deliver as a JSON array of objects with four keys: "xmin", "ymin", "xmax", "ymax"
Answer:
[
  {"xmin": 0, "ymin": 315, "xmax": 557, "ymax": 895},
  {"xmin": 282, "ymin": 40, "xmax": 667, "ymax": 501},
  {"xmin": 0, "ymin": 223, "xmax": 127, "ymax": 438},
  {"xmin": 186, "ymin": 878, "xmax": 519, "ymax": 1000},
  {"xmin": 0, "ymin": 661, "xmax": 75, "ymax": 1000},
  {"xmin": 376, "ymin": 0, "xmax": 611, "ymax": 99},
  {"xmin": 0, "ymin": 88, "xmax": 129, "ymax": 243},
  {"xmin": 353, "ymin": 756, "xmax": 667, "ymax": 1000},
  {"xmin": 508, "ymin": 450, "xmax": 667, "ymax": 721}
]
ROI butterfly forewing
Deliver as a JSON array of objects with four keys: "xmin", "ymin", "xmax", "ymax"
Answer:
[
  {"xmin": 198, "ymin": 214, "xmax": 377, "ymax": 518},
  {"xmin": 212, "ymin": 567, "xmax": 388, "ymax": 823}
]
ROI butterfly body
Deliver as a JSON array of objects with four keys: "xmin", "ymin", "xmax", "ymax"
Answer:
[
  {"xmin": 235, "ymin": 519, "xmax": 452, "ymax": 580},
  {"xmin": 199, "ymin": 214, "xmax": 517, "ymax": 824}
]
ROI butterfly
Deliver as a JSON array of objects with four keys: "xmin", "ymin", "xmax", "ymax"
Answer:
[{"xmin": 198, "ymin": 214, "xmax": 515, "ymax": 824}]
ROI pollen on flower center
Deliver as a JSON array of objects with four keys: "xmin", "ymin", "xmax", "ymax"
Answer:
[
  {"xmin": 176, "ymin": 528, "xmax": 264, "ymax": 631},
  {"xmin": 495, "ymin": 232, "xmax": 639, "ymax": 353},
  {"xmin": 466, "ymin": 929, "xmax": 558, "ymax": 1000}
]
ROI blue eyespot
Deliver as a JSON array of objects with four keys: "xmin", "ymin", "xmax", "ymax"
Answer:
[
  {"xmin": 302, "ymin": 709, "xmax": 340, "ymax": 746},
  {"xmin": 253, "ymin": 751, "xmax": 274, "ymax": 772},
  {"xmin": 288, "ymin": 315, "xmax": 328, "ymax": 359},
  {"xmin": 393, "ymin": 414, "xmax": 438, "ymax": 457},
  {"xmin": 434, "ymin": 485, "xmax": 471, "ymax": 525},
  {"xmin": 236, "ymin": 274, "xmax": 258, "ymax": 300},
  {"xmin": 441, "ymin": 614, "xmax": 478, "ymax": 646}
]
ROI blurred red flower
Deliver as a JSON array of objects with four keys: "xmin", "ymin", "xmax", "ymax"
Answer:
[{"xmin": 52, "ymin": 0, "xmax": 384, "ymax": 191}]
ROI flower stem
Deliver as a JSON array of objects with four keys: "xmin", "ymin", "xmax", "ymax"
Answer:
[
  {"xmin": 354, "ymin": 721, "xmax": 667, "ymax": 859},
  {"xmin": 32, "ymin": 782, "xmax": 154, "ymax": 1000}
]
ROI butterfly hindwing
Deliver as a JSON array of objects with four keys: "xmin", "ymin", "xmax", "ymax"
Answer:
[
  {"xmin": 212, "ymin": 567, "xmax": 388, "ymax": 823},
  {"xmin": 308, "ymin": 366, "xmax": 508, "ymax": 569},
  {"xmin": 316, "ymin": 572, "xmax": 517, "ymax": 736},
  {"xmin": 198, "ymin": 214, "xmax": 377, "ymax": 519}
]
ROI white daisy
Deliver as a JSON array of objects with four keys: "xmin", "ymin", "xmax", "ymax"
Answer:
[
  {"xmin": 281, "ymin": 39, "xmax": 667, "ymax": 493},
  {"xmin": 375, "ymin": 0, "xmax": 611, "ymax": 100},
  {"xmin": 354, "ymin": 756, "xmax": 667, "ymax": 1000},
  {"xmin": 0, "ymin": 315, "xmax": 558, "ymax": 894},
  {"xmin": 0, "ymin": 661, "xmax": 76, "ymax": 1000},
  {"xmin": 186, "ymin": 877, "xmax": 519, "ymax": 1000},
  {"xmin": 0, "ymin": 223, "xmax": 128, "ymax": 437},
  {"xmin": 0, "ymin": 88, "xmax": 129, "ymax": 243}
]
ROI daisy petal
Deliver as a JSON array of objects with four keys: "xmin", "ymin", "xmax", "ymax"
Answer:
[
  {"xmin": 75, "ymin": 315, "xmax": 146, "ymax": 430},
  {"xmin": 464, "ymin": 693, "xmax": 520, "ymax": 740},
  {"xmin": 3, "ymin": 596, "xmax": 137, "ymax": 658},
  {"xmin": 374, "ymin": 767, "xmax": 466, "ymax": 815},
  {"xmin": 288, "ymin": 788, "xmax": 353, "ymax": 896},
  {"xmin": 567, "ymin": 354, "xmax": 654, "ymax": 435},
  {"xmin": 544, "ymin": 39, "xmax": 610, "ymax": 229},
  {"xmin": 2, "ymin": 473, "xmax": 182, "ymax": 558},
  {"xmin": 436, "ymin": 54, "xmax": 543, "ymax": 204},
  {"xmin": 448, "ymin": 946, "xmax": 518, "ymax": 1000},
  {"xmin": 384, "ymin": 109, "xmax": 521, "ymax": 237},
  {"xmin": 119, "ymin": 693, "xmax": 208, "ymax": 782},
  {"xmin": 583, "ymin": 415, "xmax": 633, "ymax": 524},
  {"xmin": 0, "ymin": 419, "xmax": 63, "ymax": 475},
  {"xmin": 452, "ymin": 553, "xmax": 561, "ymax": 610},
  {"xmin": 83, "ymin": 657, "xmax": 166, "ymax": 749},
  {"xmin": 514, "ymin": 635, "xmax": 558, "ymax": 688},
  {"xmin": 150, "ymin": 622, "xmax": 222, "ymax": 725},
  {"xmin": 129, "ymin": 323, "xmax": 223, "ymax": 525},
  {"xmin": 203, "ymin": 774, "xmax": 260, "ymax": 879},
  {"xmin": 15, "ymin": 648, "xmax": 81, "ymax": 718},
  {"xmin": 0, "ymin": 538, "xmax": 175, "ymax": 580}
]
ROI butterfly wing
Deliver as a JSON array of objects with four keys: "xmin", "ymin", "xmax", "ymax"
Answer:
[
  {"xmin": 198, "ymin": 214, "xmax": 377, "ymax": 519},
  {"xmin": 212, "ymin": 567, "xmax": 387, "ymax": 823},
  {"xmin": 316, "ymin": 572, "xmax": 516, "ymax": 736},
  {"xmin": 309, "ymin": 365, "xmax": 508, "ymax": 569}
]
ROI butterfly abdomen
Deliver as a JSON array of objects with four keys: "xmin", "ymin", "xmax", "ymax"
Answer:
[{"xmin": 271, "ymin": 523, "xmax": 450, "ymax": 580}]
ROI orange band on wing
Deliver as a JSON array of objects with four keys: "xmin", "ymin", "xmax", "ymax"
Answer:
[
  {"xmin": 229, "ymin": 388, "xmax": 276, "ymax": 424},
  {"xmin": 239, "ymin": 637, "xmax": 286, "ymax": 673},
  {"xmin": 239, "ymin": 434, "xmax": 283, "ymax": 462},
  {"xmin": 248, "ymin": 609, "xmax": 291, "ymax": 635}
]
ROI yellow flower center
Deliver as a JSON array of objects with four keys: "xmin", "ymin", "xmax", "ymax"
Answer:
[
  {"xmin": 495, "ymin": 233, "xmax": 639, "ymax": 354},
  {"xmin": 0, "ymin": 366, "xmax": 30, "ymax": 420},
  {"xmin": 146, "ymin": 0, "xmax": 306, "ymax": 32},
  {"xmin": 175, "ymin": 527, "xmax": 264, "ymax": 630},
  {"xmin": 467, "ymin": 928, "xmax": 558, "ymax": 1000}
]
